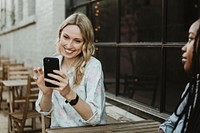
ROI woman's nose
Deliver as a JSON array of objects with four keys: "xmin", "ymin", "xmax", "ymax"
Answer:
[
  {"xmin": 64, "ymin": 39, "xmax": 73, "ymax": 47},
  {"xmin": 181, "ymin": 43, "xmax": 187, "ymax": 52}
]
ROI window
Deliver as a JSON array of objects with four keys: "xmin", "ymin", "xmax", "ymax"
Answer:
[
  {"xmin": 27, "ymin": 0, "xmax": 35, "ymax": 16},
  {"xmin": 66, "ymin": 0, "xmax": 200, "ymax": 113},
  {"xmin": 167, "ymin": 0, "xmax": 199, "ymax": 42},
  {"xmin": 120, "ymin": 0, "xmax": 162, "ymax": 42},
  {"xmin": 91, "ymin": 0, "xmax": 118, "ymax": 42},
  {"xmin": 0, "ymin": 0, "xmax": 6, "ymax": 29},
  {"xmin": 17, "ymin": 0, "xmax": 23, "ymax": 22}
]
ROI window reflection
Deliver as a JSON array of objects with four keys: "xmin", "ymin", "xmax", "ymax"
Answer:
[
  {"xmin": 167, "ymin": 0, "xmax": 199, "ymax": 42},
  {"xmin": 120, "ymin": 0, "xmax": 162, "ymax": 42},
  {"xmin": 91, "ymin": 0, "xmax": 117, "ymax": 42},
  {"xmin": 67, "ymin": 0, "xmax": 200, "ymax": 113},
  {"xmin": 165, "ymin": 47, "xmax": 188, "ymax": 112},
  {"xmin": 119, "ymin": 47, "xmax": 161, "ymax": 107}
]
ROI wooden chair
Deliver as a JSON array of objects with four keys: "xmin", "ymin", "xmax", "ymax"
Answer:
[
  {"xmin": 1, "ymin": 65, "xmax": 34, "ymax": 132},
  {"xmin": 2, "ymin": 62, "xmax": 24, "ymax": 80},
  {"xmin": 41, "ymin": 114, "xmax": 51, "ymax": 133},
  {"xmin": 124, "ymin": 74, "xmax": 157, "ymax": 106},
  {"xmin": 7, "ymin": 66, "xmax": 33, "ymax": 111},
  {"xmin": 9, "ymin": 75, "xmax": 41, "ymax": 133},
  {"xmin": 0, "ymin": 82, "xmax": 5, "ymax": 110},
  {"xmin": 0, "ymin": 63, "xmax": 24, "ymax": 110},
  {"xmin": 8, "ymin": 68, "xmax": 32, "ymax": 80}
]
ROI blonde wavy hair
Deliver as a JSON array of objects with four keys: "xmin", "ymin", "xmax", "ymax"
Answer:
[{"xmin": 55, "ymin": 12, "xmax": 95, "ymax": 88}]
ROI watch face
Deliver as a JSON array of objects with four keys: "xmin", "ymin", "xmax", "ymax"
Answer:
[
  {"xmin": 69, "ymin": 94, "xmax": 79, "ymax": 106},
  {"xmin": 65, "ymin": 94, "xmax": 79, "ymax": 106}
]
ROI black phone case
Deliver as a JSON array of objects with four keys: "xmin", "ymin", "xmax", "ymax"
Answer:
[{"xmin": 43, "ymin": 57, "xmax": 59, "ymax": 87}]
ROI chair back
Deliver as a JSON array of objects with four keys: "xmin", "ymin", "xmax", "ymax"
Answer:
[
  {"xmin": 8, "ymin": 65, "xmax": 33, "ymax": 80},
  {"xmin": 9, "ymin": 75, "xmax": 40, "ymax": 132},
  {"xmin": 22, "ymin": 75, "xmax": 39, "ymax": 125},
  {"xmin": 8, "ymin": 69, "xmax": 32, "ymax": 80},
  {"xmin": 2, "ymin": 62, "xmax": 24, "ymax": 80}
]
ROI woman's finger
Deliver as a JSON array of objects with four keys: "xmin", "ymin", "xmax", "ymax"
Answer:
[
  {"xmin": 38, "ymin": 67, "xmax": 44, "ymax": 74},
  {"xmin": 33, "ymin": 67, "xmax": 44, "ymax": 76},
  {"xmin": 32, "ymin": 76, "xmax": 38, "ymax": 81},
  {"xmin": 48, "ymin": 73, "xmax": 68, "ymax": 83},
  {"xmin": 44, "ymin": 77, "xmax": 69, "ymax": 89},
  {"xmin": 33, "ymin": 68, "xmax": 40, "ymax": 77},
  {"xmin": 53, "ymin": 70, "xmax": 66, "ymax": 78},
  {"xmin": 44, "ymin": 78, "xmax": 61, "ymax": 87}
]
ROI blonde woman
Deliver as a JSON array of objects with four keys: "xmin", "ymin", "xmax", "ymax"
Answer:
[{"xmin": 34, "ymin": 12, "xmax": 106, "ymax": 128}]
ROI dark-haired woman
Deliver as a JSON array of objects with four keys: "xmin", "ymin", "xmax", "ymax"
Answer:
[{"xmin": 159, "ymin": 19, "xmax": 200, "ymax": 133}]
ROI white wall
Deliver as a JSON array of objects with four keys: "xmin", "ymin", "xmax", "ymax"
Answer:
[{"xmin": 0, "ymin": 0, "xmax": 65, "ymax": 67}]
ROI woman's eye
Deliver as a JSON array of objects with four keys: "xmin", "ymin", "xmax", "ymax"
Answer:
[
  {"xmin": 188, "ymin": 37, "xmax": 193, "ymax": 42},
  {"xmin": 75, "ymin": 40, "xmax": 82, "ymax": 43},
  {"xmin": 63, "ymin": 35, "xmax": 69, "ymax": 39}
]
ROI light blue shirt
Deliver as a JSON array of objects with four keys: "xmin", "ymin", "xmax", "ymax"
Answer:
[
  {"xmin": 35, "ymin": 56, "xmax": 107, "ymax": 128},
  {"xmin": 159, "ymin": 83, "xmax": 193, "ymax": 133}
]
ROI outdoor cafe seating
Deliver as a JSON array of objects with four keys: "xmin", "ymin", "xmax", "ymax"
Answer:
[
  {"xmin": 0, "ymin": 57, "xmax": 160, "ymax": 133},
  {"xmin": 9, "ymin": 75, "xmax": 41, "ymax": 133},
  {"xmin": 0, "ymin": 57, "xmax": 42, "ymax": 132}
]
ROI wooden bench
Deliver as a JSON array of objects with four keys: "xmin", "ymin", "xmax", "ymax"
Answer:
[{"xmin": 46, "ymin": 120, "xmax": 160, "ymax": 133}]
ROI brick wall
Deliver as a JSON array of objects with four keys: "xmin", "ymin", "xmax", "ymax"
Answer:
[{"xmin": 0, "ymin": 0, "xmax": 65, "ymax": 68}]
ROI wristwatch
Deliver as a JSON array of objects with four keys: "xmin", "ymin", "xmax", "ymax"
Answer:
[{"xmin": 65, "ymin": 94, "xmax": 79, "ymax": 106}]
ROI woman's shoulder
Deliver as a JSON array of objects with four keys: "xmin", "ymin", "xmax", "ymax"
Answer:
[
  {"xmin": 84, "ymin": 57, "xmax": 103, "ymax": 75},
  {"xmin": 87, "ymin": 56, "xmax": 101, "ymax": 66},
  {"xmin": 84, "ymin": 57, "xmax": 102, "ymax": 72}
]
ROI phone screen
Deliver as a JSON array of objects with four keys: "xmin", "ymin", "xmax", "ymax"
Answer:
[{"xmin": 43, "ymin": 57, "xmax": 60, "ymax": 87}]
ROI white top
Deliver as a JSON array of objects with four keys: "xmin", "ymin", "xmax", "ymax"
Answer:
[{"xmin": 35, "ymin": 56, "xmax": 107, "ymax": 128}]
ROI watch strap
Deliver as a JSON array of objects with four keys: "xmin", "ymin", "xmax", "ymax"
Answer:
[{"xmin": 65, "ymin": 94, "xmax": 79, "ymax": 106}]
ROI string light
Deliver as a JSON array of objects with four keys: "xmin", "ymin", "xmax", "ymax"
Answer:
[
  {"xmin": 95, "ymin": 28, "xmax": 98, "ymax": 31},
  {"xmin": 94, "ymin": 1, "xmax": 101, "ymax": 42}
]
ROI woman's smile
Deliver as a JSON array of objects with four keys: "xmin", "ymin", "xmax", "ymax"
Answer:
[{"xmin": 64, "ymin": 48, "xmax": 75, "ymax": 55}]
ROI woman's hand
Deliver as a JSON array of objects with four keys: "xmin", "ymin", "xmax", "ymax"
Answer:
[
  {"xmin": 44, "ymin": 70, "xmax": 72, "ymax": 98},
  {"xmin": 33, "ymin": 67, "xmax": 53, "ymax": 95}
]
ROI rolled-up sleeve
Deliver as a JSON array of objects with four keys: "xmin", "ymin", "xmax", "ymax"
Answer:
[
  {"xmin": 159, "ymin": 113, "xmax": 180, "ymax": 133},
  {"xmin": 35, "ymin": 90, "xmax": 54, "ymax": 116},
  {"xmin": 80, "ymin": 60, "xmax": 106, "ymax": 125},
  {"xmin": 158, "ymin": 83, "xmax": 189, "ymax": 133}
]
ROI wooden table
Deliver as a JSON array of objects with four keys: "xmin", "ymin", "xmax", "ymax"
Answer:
[
  {"xmin": 46, "ymin": 120, "xmax": 160, "ymax": 133},
  {"xmin": 2, "ymin": 79, "xmax": 37, "ymax": 112},
  {"xmin": 1, "ymin": 79, "xmax": 37, "ymax": 110}
]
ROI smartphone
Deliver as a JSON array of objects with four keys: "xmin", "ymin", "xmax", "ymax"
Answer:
[{"xmin": 43, "ymin": 57, "xmax": 60, "ymax": 87}]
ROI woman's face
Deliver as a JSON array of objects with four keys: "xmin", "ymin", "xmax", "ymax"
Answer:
[
  {"xmin": 59, "ymin": 25, "xmax": 84, "ymax": 59},
  {"xmin": 182, "ymin": 20, "xmax": 199, "ymax": 73}
]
